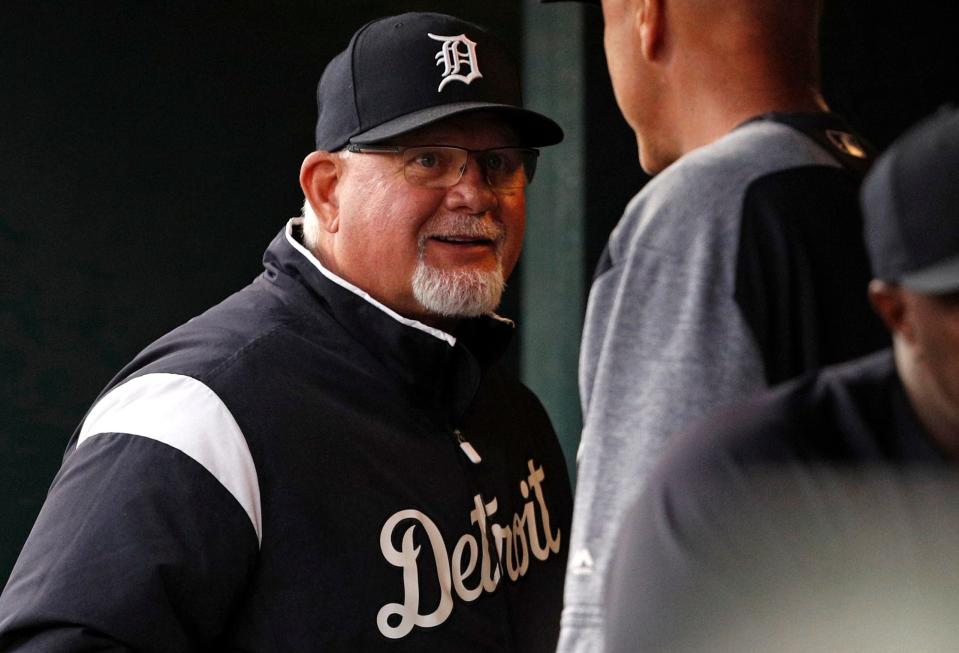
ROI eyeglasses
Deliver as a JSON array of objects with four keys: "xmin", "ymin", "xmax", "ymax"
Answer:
[{"xmin": 345, "ymin": 144, "xmax": 539, "ymax": 190}]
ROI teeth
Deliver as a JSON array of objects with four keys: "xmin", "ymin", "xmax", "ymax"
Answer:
[{"xmin": 435, "ymin": 236, "xmax": 487, "ymax": 243}]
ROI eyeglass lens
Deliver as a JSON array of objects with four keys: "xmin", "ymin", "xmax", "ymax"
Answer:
[{"xmin": 401, "ymin": 147, "xmax": 538, "ymax": 190}]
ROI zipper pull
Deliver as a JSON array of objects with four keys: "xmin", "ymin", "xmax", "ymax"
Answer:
[{"xmin": 454, "ymin": 428, "xmax": 482, "ymax": 464}]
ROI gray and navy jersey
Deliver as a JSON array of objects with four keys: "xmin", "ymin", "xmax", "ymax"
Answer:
[
  {"xmin": 560, "ymin": 113, "xmax": 888, "ymax": 652},
  {"xmin": 0, "ymin": 220, "xmax": 572, "ymax": 652}
]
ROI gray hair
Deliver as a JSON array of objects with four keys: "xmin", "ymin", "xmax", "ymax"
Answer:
[{"xmin": 301, "ymin": 198, "xmax": 320, "ymax": 252}]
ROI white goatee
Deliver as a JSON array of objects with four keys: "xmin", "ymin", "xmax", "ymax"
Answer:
[
  {"xmin": 411, "ymin": 262, "xmax": 506, "ymax": 318},
  {"xmin": 411, "ymin": 215, "xmax": 507, "ymax": 318}
]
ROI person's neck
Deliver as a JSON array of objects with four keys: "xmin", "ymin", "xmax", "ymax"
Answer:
[{"xmin": 670, "ymin": 73, "xmax": 828, "ymax": 158}]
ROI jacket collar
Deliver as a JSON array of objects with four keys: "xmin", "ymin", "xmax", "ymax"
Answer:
[
  {"xmin": 261, "ymin": 219, "xmax": 514, "ymax": 423},
  {"xmin": 739, "ymin": 111, "xmax": 874, "ymax": 175}
]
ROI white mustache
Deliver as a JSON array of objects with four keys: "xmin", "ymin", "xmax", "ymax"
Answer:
[{"xmin": 419, "ymin": 215, "xmax": 506, "ymax": 245}]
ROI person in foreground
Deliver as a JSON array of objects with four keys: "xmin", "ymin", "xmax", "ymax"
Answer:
[
  {"xmin": 550, "ymin": 1, "xmax": 888, "ymax": 647},
  {"xmin": 0, "ymin": 13, "xmax": 572, "ymax": 652},
  {"xmin": 603, "ymin": 107, "xmax": 959, "ymax": 652}
]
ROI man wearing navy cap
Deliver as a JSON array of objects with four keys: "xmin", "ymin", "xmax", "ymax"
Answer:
[
  {"xmin": 863, "ymin": 109, "xmax": 959, "ymax": 454},
  {"xmin": 600, "ymin": 107, "xmax": 959, "ymax": 652},
  {"xmin": 0, "ymin": 13, "xmax": 571, "ymax": 652}
]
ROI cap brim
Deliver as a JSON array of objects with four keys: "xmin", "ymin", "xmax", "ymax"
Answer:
[
  {"xmin": 900, "ymin": 254, "xmax": 959, "ymax": 294},
  {"xmin": 348, "ymin": 102, "xmax": 564, "ymax": 148}
]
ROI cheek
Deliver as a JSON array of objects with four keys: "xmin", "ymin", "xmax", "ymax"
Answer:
[
  {"xmin": 942, "ymin": 322, "xmax": 959, "ymax": 368},
  {"xmin": 337, "ymin": 200, "xmax": 425, "ymax": 291},
  {"xmin": 344, "ymin": 177, "xmax": 430, "ymax": 246},
  {"xmin": 917, "ymin": 315, "xmax": 959, "ymax": 388},
  {"xmin": 603, "ymin": 21, "xmax": 642, "ymax": 126},
  {"xmin": 915, "ymin": 305, "xmax": 959, "ymax": 354},
  {"xmin": 936, "ymin": 328, "xmax": 959, "ymax": 407}
]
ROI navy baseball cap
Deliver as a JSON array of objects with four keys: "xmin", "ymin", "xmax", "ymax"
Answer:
[
  {"xmin": 314, "ymin": 12, "xmax": 564, "ymax": 151},
  {"xmin": 862, "ymin": 107, "xmax": 959, "ymax": 294}
]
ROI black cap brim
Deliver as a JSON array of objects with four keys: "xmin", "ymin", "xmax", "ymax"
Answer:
[
  {"xmin": 348, "ymin": 102, "xmax": 564, "ymax": 148},
  {"xmin": 900, "ymin": 255, "xmax": 959, "ymax": 294}
]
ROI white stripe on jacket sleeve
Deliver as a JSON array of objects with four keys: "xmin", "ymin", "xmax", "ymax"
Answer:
[{"xmin": 78, "ymin": 372, "xmax": 262, "ymax": 545}]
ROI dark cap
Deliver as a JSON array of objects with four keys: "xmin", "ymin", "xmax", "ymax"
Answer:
[
  {"xmin": 314, "ymin": 12, "xmax": 563, "ymax": 151},
  {"xmin": 862, "ymin": 107, "xmax": 959, "ymax": 294}
]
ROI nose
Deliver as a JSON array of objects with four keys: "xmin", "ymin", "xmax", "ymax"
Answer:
[{"xmin": 444, "ymin": 154, "xmax": 499, "ymax": 214}]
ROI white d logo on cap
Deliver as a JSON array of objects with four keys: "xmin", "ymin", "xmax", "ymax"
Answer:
[{"xmin": 428, "ymin": 33, "xmax": 483, "ymax": 92}]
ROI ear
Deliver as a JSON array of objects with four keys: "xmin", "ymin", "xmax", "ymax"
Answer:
[
  {"xmin": 300, "ymin": 151, "xmax": 342, "ymax": 233},
  {"xmin": 868, "ymin": 280, "xmax": 912, "ymax": 342},
  {"xmin": 637, "ymin": 0, "xmax": 665, "ymax": 61}
]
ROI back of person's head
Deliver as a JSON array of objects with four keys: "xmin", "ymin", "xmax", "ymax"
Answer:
[
  {"xmin": 594, "ymin": 0, "xmax": 827, "ymax": 173},
  {"xmin": 678, "ymin": 0, "xmax": 822, "ymax": 82}
]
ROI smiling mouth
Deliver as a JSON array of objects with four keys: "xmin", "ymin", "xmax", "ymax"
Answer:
[{"xmin": 430, "ymin": 235, "xmax": 495, "ymax": 246}]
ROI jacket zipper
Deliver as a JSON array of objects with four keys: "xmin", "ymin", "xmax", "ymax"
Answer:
[{"xmin": 454, "ymin": 428, "xmax": 482, "ymax": 464}]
